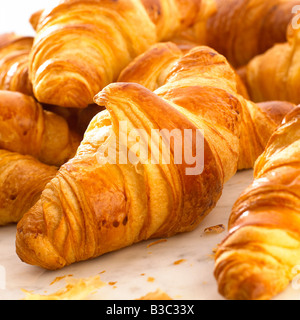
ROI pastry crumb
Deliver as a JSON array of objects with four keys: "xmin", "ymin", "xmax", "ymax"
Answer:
[
  {"xmin": 147, "ymin": 239, "xmax": 168, "ymax": 248},
  {"xmin": 50, "ymin": 274, "xmax": 73, "ymax": 286},
  {"xmin": 173, "ymin": 259, "xmax": 187, "ymax": 265},
  {"xmin": 204, "ymin": 224, "xmax": 226, "ymax": 234},
  {"xmin": 137, "ymin": 289, "xmax": 173, "ymax": 300},
  {"xmin": 22, "ymin": 275, "xmax": 106, "ymax": 300}
]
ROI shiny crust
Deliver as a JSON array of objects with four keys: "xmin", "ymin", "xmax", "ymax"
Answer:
[
  {"xmin": 0, "ymin": 91, "xmax": 81, "ymax": 166},
  {"xmin": 29, "ymin": 0, "xmax": 204, "ymax": 108},
  {"xmin": 16, "ymin": 46, "xmax": 244, "ymax": 270},
  {"xmin": 0, "ymin": 150, "xmax": 57, "ymax": 226},
  {"xmin": 244, "ymin": 26, "xmax": 300, "ymax": 104},
  {"xmin": 0, "ymin": 34, "xmax": 33, "ymax": 96},
  {"xmin": 119, "ymin": 42, "xmax": 295, "ymax": 170},
  {"xmin": 118, "ymin": 42, "xmax": 184, "ymax": 91},
  {"xmin": 215, "ymin": 107, "xmax": 300, "ymax": 300}
]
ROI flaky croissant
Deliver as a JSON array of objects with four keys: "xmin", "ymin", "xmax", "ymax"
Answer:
[
  {"xmin": 0, "ymin": 91, "xmax": 81, "ymax": 166},
  {"xmin": 16, "ymin": 46, "xmax": 246, "ymax": 270},
  {"xmin": 174, "ymin": 0, "xmax": 299, "ymax": 68},
  {"xmin": 29, "ymin": 0, "xmax": 204, "ymax": 108},
  {"xmin": 118, "ymin": 42, "xmax": 295, "ymax": 170},
  {"xmin": 0, "ymin": 150, "xmax": 57, "ymax": 226},
  {"xmin": 16, "ymin": 44, "xmax": 296, "ymax": 270},
  {"xmin": 0, "ymin": 33, "xmax": 33, "ymax": 96},
  {"xmin": 241, "ymin": 25, "xmax": 300, "ymax": 104},
  {"xmin": 214, "ymin": 107, "xmax": 300, "ymax": 300}
]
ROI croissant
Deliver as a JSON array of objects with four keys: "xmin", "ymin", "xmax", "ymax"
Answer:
[
  {"xmin": 241, "ymin": 25, "xmax": 300, "ymax": 104},
  {"xmin": 118, "ymin": 42, "xmax": 295, "ymax": 170},
  {"xmin": 214, "ymin": 107, "xmax": 300, "ymax": 300},
  {"xmin": 16, "ymin": 46, "xmax": 247, "ymax": 270},
  {"xmin": 0, "ymin": 90, "xmax": 81, "ymax": 166},
  {"xmin": 16, "ymin": 44, "xmax": 296, "ymax": 270},
  {"xmin": 174, "ymin": 0, "xmax": 299, "ymax": 68},
  {"xmin": 29, "ymin": 9, "xmax": 43, "ymax": 31},
  {"xmin": 0, "ymin": 33, "xmax": 33, "ymax": 96},
  {"xmin": 0, "ymin": 150, "xmax": 57, "ymax": 226},
  {"xmin": 29, "ymin": 0, "xmax": 205, "ymax": 108}
]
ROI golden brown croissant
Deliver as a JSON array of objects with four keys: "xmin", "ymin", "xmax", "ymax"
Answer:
[
  {"xmin": 0, "ymin": 90, "xmax": 81, "ymax": 166},
  {"xmin": 0, "ymin": 150, "xmax": 57, "ymax": 226},
  {"xmin": 16, "ymin": 46, "xmax": 246, "ymax": 270},
  {"xmin": 175, "ymin": 0, "xmax": 299, "ymax": 68},
  {"xmin": 16, "ymin": 44, "xmax": 295, "ymax": 270},
  {"xmin": 241, "ymin": 25, "xmax": 300, "ymax": 104},
  {"xmin": 214, "ymin": 107, "xmax": 300, "ymax": 300},
  {"xmin": 0, "ymin": 33, "xmax": 33, "ymax": 96},
  {"xmin": 118, "ymin": 42, "xmax": 295, "ymax": 170},
  {"xmin": 29, "ymin": 0, "xmax": 204, "ymax": 108}
]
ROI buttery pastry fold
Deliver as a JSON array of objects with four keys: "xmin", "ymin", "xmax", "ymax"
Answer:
[
  {"xmin": 16, "ymin": 46, "xmax": 244, "ymax": 270},
  {"xmin": 0, "ymin": 150, "xmax": 57, "ymax": 226},
  {"xmin": 215, "ymin": 107, "xmax": 300, "ymax": 300},
  {"xmin": 29, "ymin": 0, "xmax": 203, "ymax": 108},
  {"xmin": 0, "ymin": 90, "xmax": 81, "ymax": 166},
  {"xmin": 0, "ymin": 33, "xmax": 33, "ymax": 96},
  {"xmin": 118, "ymin": 42, "xmax": 295, "ymax": 170}
]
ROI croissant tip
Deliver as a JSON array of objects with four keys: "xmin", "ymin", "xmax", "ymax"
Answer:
[
  {"xmin": 93, "ymin": 82, "xmax": 144, "ymax": 106},
  {"xmin": 93, "ymin": 91, "xmax": 106, "ymax": 106},
  {"xmin": 15, "ymin": 201, "xmax": 67, "ymax": 271},
  {"xmin": 16, "ymin": 228, "xmax": 67, "ymax": 271}
]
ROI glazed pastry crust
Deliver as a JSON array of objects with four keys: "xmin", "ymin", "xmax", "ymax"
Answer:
[
  {"xmin": 29, "ymin": 0, "xmax": 203, "ymax": 108},
  {"xmin": 16, "ymin": 46, "xmax": 245, "ymax": 270},
  {"xmin": 119, "ymin": 42, "xmax": 295, "ymax": 170},
  {"xmin": 215, "ymin": 107, "xmax": 300, "ymax": 300}
]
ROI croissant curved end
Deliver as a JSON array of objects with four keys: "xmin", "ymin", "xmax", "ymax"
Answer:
[
  {"xmin": 215, "ymin": 263, "xmax": 286, "ymax": 301},
  {"xmin": 16, "ymin": 201, "xmax": 67, "ymax": 270},
  {"xmin": 33, "ymin": 62, "xmax": 95, "ymax": 108},
  {"xmin": 215, "ymin": 237, "xmax": 291, "ymax": 301}
]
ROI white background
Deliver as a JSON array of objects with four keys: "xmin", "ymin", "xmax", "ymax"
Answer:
[{"xmin": 0, "ymin": 0, "xmax": 51, "ymax": 35}]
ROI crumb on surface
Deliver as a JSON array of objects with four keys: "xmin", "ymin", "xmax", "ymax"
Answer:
[
  {"xmin": 50, "ymin": 275, "xmax": 73, "ymax": 286},
  {"xmin": 204, "ymin": 224, "xmax": 226, "ymax": 234},
  {"xmin": 137, "ymin": 289, "xmax": 173, "ymax": 300},
  {"xmin": 22, "ymin": 275, "xmax": 106, "ymax": 300},
  {"xmin": 147, "ymin": 239, "xmax": 168, "ymax": 248},
  {"xmin": 173, "ymin": 259, "xmax": 187, "ymax": 265}
]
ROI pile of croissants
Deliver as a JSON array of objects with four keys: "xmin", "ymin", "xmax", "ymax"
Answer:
[{"xmin": 1, "ymin": 0, "xmax": 300, "ymax": 301}]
